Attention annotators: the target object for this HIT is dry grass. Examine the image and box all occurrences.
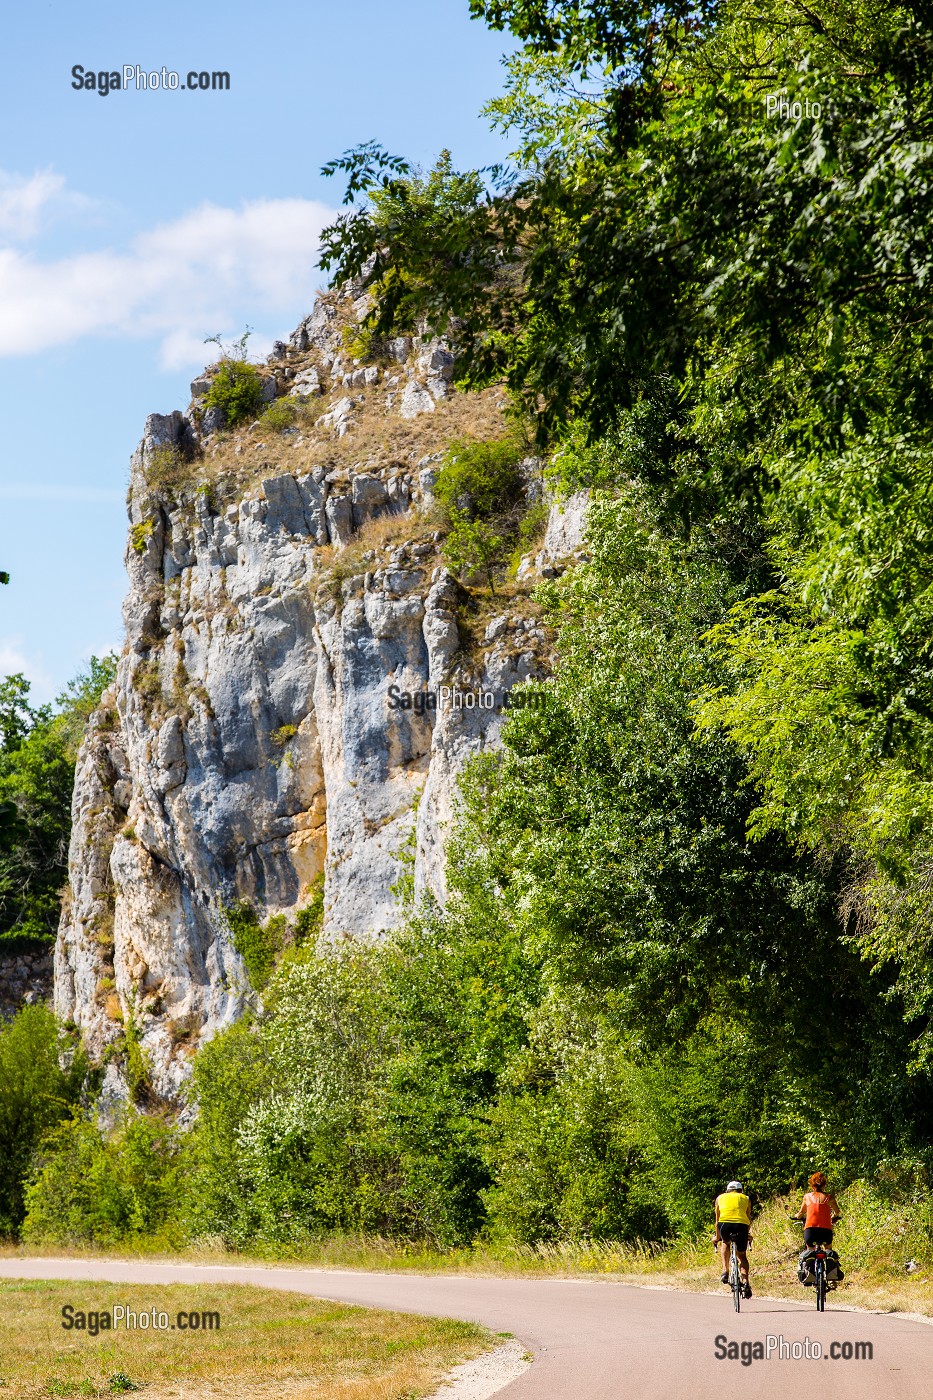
[311,511,439,582]
[9,1230,932,1323]
[4,1206,933,1336]
[297,384,508,473]
[0,1279,492,1399]
[604,1193,933,1318]
[452,584,549,661]
[155,380,509,508]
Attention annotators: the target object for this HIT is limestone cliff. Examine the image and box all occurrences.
[54,286,587,1101]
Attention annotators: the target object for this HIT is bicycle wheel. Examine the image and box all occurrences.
[731,1244,742,1313]
[815,1258,826,1312]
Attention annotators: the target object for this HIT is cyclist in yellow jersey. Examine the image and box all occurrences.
[714,1180,753,1298]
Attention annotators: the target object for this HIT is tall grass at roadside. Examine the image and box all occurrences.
[8,1178,933,1322]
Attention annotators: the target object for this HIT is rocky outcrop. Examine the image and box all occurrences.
[0,946,53,1020]
[54,289,588,1101]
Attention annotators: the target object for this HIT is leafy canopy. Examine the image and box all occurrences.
[0,656,116,942]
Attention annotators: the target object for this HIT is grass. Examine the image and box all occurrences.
[311,511,440,586]
[451,584,550,664]
[7,1187,932,1321]
[149,364,508,511]
[604,1197,933,1317]
[232,381,505,484]
[0,1279,493,1399]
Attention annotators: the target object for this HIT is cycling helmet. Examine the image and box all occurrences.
[726,1180,744,1193]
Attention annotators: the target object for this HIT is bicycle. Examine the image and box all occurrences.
[814,1246,828,1311]
[714,1235,746,1312]
[791,1219,834,1311]
[728,1238,744,1312]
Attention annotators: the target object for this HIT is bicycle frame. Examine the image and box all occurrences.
[813,1247,827,1311]
[729,1239,743,1313]
[793,1221,832,1310]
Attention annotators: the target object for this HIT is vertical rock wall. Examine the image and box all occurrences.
[54,292,586,1099]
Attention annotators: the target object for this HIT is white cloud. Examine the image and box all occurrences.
[157,326,276,373]
[156,327,217,373]
[0,183,338,364]
[0,637,53,701]
[0,168,97,240]
[0,170,65,239]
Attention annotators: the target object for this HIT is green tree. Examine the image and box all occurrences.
[323,2,933,462]
[0,1006,87,1236]
[444,516,506,592]
[434,437,527,590]
[23,1110,183,1248]
[0,657,116,942]
[318,0,933,1071]
[442,479,931,1183]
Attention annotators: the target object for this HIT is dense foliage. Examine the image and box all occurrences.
[0,1006,88,1235]
[15,0,933,1267]
[22,1110,182,1248]
[434,435,532,589]
[203,359,264,427]
[0,657,116,943]
[319,0,933,1065]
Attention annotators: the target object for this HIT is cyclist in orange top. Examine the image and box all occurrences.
[792,1171,841,1246]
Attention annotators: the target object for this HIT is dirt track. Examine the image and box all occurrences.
[1,1257,929,1398]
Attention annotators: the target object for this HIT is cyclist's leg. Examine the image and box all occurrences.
[719,1236,731,1280]
[821,1229,839,1285]
[735,1225,751,1291]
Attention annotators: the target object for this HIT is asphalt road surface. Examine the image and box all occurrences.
[1,1257,929,1398]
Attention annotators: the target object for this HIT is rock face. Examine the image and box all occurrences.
[54,290,587,1101]
[0,947,54,1020]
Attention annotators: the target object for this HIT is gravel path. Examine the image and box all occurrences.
[429,1338,530,1398]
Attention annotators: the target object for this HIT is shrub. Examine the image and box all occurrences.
[185,1019,273,1243]
[122,1008,153,1105]
[144,444,192,493]
[480,1001,668,1244]
[0,1005,88,1236]
[203,360,264,428]
[444,516,506,593]
[130,520,154,554]
[132,659,163,719]
[225,901,287,991]
[261,397,299,433]
[22,1111,184,1248]
[270,724,298,746]
[293,875,325,945]
[222,944,414,1243]
[435,437,526,590]
[434,437,524,519]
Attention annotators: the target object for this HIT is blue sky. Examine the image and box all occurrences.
[0,0,514,701]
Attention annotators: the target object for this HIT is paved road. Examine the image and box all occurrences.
[1,1258,929,1398]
